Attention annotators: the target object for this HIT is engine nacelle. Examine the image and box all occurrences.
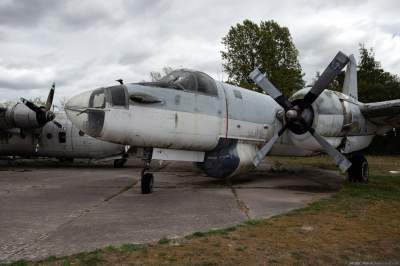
[202,139,257,178]
[0,103,41,129]
[289,88,372,153]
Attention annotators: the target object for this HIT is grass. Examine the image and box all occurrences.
[120,243,140,252]
[3,155,400,265]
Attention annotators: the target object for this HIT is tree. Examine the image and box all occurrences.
[357,44,400,103]
[221,19,304,96]
[150,66,174,82]
[29,97,46,107]
[356,44,400,154]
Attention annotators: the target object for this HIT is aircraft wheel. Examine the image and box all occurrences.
[113,158,127,168]
[141,173,154,194]
[347,154,369,183]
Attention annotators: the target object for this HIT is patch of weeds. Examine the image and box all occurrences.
[244,219,261,226]
[193,231,206,237]
[306,201,323,211]
[199,261,218,266]
[46,255,57,261]
[7,260,27,266]
[206,226,236,236]
[62,259,71,266]
[120,243,140,252]
[342,179,400,201]
[235,245,247,252]
[76,250,102,266]
[141,246,148,255]
[158,237,170,245]
[290,251,306,260]
[168,256,177,262]
[158,252,167,257]
[104,245,116,252]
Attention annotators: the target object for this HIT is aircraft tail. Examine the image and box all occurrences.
[342,54,358,100]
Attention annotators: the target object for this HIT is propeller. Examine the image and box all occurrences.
[249,51,351,172]
[20,82,57,127]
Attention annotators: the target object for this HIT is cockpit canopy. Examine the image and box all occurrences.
[138,69,218,97]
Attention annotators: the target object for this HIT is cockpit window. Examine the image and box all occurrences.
[89,89,105,108]
[108,85,128,107]
[159,70,197,92]
[137,69,218,97]
[196,72,218,96]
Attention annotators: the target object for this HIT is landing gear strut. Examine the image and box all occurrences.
[141,148,154,194]
[347,154,369,182]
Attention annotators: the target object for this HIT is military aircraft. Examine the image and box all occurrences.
[0,84,128,167]
[65,51,400,194]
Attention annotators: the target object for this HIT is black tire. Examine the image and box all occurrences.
[141,173,154,194]
[347,154,369,182]
[113,158,127,168]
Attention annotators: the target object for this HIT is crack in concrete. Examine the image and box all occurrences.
[104,181,138,202]
[227,179,251,220]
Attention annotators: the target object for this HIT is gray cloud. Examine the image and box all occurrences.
[0,0,60,28]
[1,0,400,104]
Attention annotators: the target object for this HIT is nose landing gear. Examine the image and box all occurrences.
[141,170,154,194]
[141,148,154,194]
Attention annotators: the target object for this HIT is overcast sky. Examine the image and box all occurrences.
[1,0,400,105]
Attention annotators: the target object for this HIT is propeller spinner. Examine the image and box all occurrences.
[250,51,351,172]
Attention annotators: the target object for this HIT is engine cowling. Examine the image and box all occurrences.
[0,103,42,129]
[288,88,371,152]
[202,139,257,178]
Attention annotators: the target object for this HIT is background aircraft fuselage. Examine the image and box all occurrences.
[0,112,127,161]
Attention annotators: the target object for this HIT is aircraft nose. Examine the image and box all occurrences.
[65,89,106,138]
[65,91,91,133]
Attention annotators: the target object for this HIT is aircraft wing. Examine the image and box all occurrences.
[361,99,400,130]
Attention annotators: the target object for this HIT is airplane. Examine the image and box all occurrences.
[0,84,128,167]
[64,51,400,194]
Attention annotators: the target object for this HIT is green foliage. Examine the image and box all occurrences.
[244,219,261,226]
[6,260,27,266]
[104,245,116,252]
[355,44,400,153]
[221,19,304,96]
[158,237,170,245]
[76,250,103,266]
[120,243,140,252]
[357,44,400,103]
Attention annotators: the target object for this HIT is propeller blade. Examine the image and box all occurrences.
[45,82,55,111]
[249,68,292,110]
[20,97,43,114]
[308,128,351,172]
[303,51,349,106]
[253,125,287,167]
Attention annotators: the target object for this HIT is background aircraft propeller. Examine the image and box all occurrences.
[20,83,62,128]
[249,51,351,172]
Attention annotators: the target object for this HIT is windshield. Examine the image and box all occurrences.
[137,69,218,96]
